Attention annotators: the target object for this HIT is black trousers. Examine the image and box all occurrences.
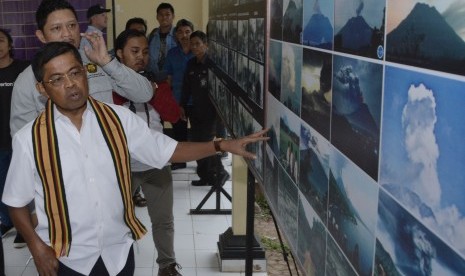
[57,246,134,276]
[190,118,225,184]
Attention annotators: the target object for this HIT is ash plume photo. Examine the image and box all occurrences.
[380,65,465,263]
[331,56,382,181]
[302,0,334,49]
[334,0,385,59]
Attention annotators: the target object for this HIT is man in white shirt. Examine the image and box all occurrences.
[79,4,111,51]
[8,0,154,251]
[2,42,268,276]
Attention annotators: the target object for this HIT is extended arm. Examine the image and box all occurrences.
[9,207,58,275]
[170,128,269,163]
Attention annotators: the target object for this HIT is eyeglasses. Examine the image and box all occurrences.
[42,67,85,87]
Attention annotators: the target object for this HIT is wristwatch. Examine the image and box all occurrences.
[213,138,224,154]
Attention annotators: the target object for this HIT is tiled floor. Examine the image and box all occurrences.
[3,156,268,276]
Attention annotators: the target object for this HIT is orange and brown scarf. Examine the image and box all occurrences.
[32,97,146,257]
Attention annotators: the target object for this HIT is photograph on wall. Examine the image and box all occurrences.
[256,18,265,62]
[265,145,280,208]
[268,40,282,100]
[301,48,332,140]
[376,189,465,276]
[208,20,217,41]
[299,122,330,225]
[215,20,222,42]
[227,49,237,81]
[297,193,327,276]
[248,61,264,107]
[278,168,299,251]
[386,0,465,76]
[231,98,254,138]
[219,84,233,128]
[281,43,302,116]
[328,148,378,276]
[237,53,249,91]
[334,0,385,59]
[248,18,258,59]
[270,0,284,40]
[379,65,465,258]
[228,19,238,51]
[302,0,334,49]
[238,19,248,55]
[266,94,282,157]
[249,118,264,180]
[209,41,217,65]
[283,0,303,44]
[279,108,300,185]
[331,55,382,181]
[222,20,229,46]
[326,235,357,276]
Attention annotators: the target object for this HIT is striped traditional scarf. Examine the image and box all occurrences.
[32,97,146,257]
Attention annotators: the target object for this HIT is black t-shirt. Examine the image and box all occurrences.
[181,55,217,124]
[0,59,29,150]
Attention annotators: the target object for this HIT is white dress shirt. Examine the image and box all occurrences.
[3,102,177,275]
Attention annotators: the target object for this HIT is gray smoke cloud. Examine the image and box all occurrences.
[356,0,364,16]
[313,0,321,14]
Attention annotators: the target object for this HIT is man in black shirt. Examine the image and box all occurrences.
[180,31,229,186]
[0,29,29,271]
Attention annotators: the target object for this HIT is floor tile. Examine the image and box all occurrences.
[174,233,195,250]
[174,249,196,268]
[195,250,220,268]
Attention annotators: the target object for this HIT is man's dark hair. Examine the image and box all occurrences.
[114,29,147,61]
[32,42,82,82]
[175,19,194,33]
[156,3,174,14]
[190,31,207,44]
[0,28,14,57]
[125,17,147,34]
[36,0,77,31]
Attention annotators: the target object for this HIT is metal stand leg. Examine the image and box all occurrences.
[190,175,232,215]
[245,169,255,275]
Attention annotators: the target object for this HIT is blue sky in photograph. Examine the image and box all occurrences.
[334,0,385,33]
[303,0,334,27]
[380,66,465,254]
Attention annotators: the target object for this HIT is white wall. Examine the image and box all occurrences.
[106,0,209,48]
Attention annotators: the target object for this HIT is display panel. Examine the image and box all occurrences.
[209,0,465,274]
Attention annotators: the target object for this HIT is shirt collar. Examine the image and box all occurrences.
[52,100,93,122]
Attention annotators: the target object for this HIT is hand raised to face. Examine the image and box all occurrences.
[81,31,112,66]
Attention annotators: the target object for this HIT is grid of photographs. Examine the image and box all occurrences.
[262,0,465,275]
[208,0,266,180]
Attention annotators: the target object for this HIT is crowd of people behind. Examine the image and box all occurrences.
[0,1,267,276]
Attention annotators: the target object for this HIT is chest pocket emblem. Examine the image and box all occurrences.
[86,63,97,73]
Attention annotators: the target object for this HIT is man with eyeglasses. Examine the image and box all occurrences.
[8,0,153,251]
[2,41,268,276]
